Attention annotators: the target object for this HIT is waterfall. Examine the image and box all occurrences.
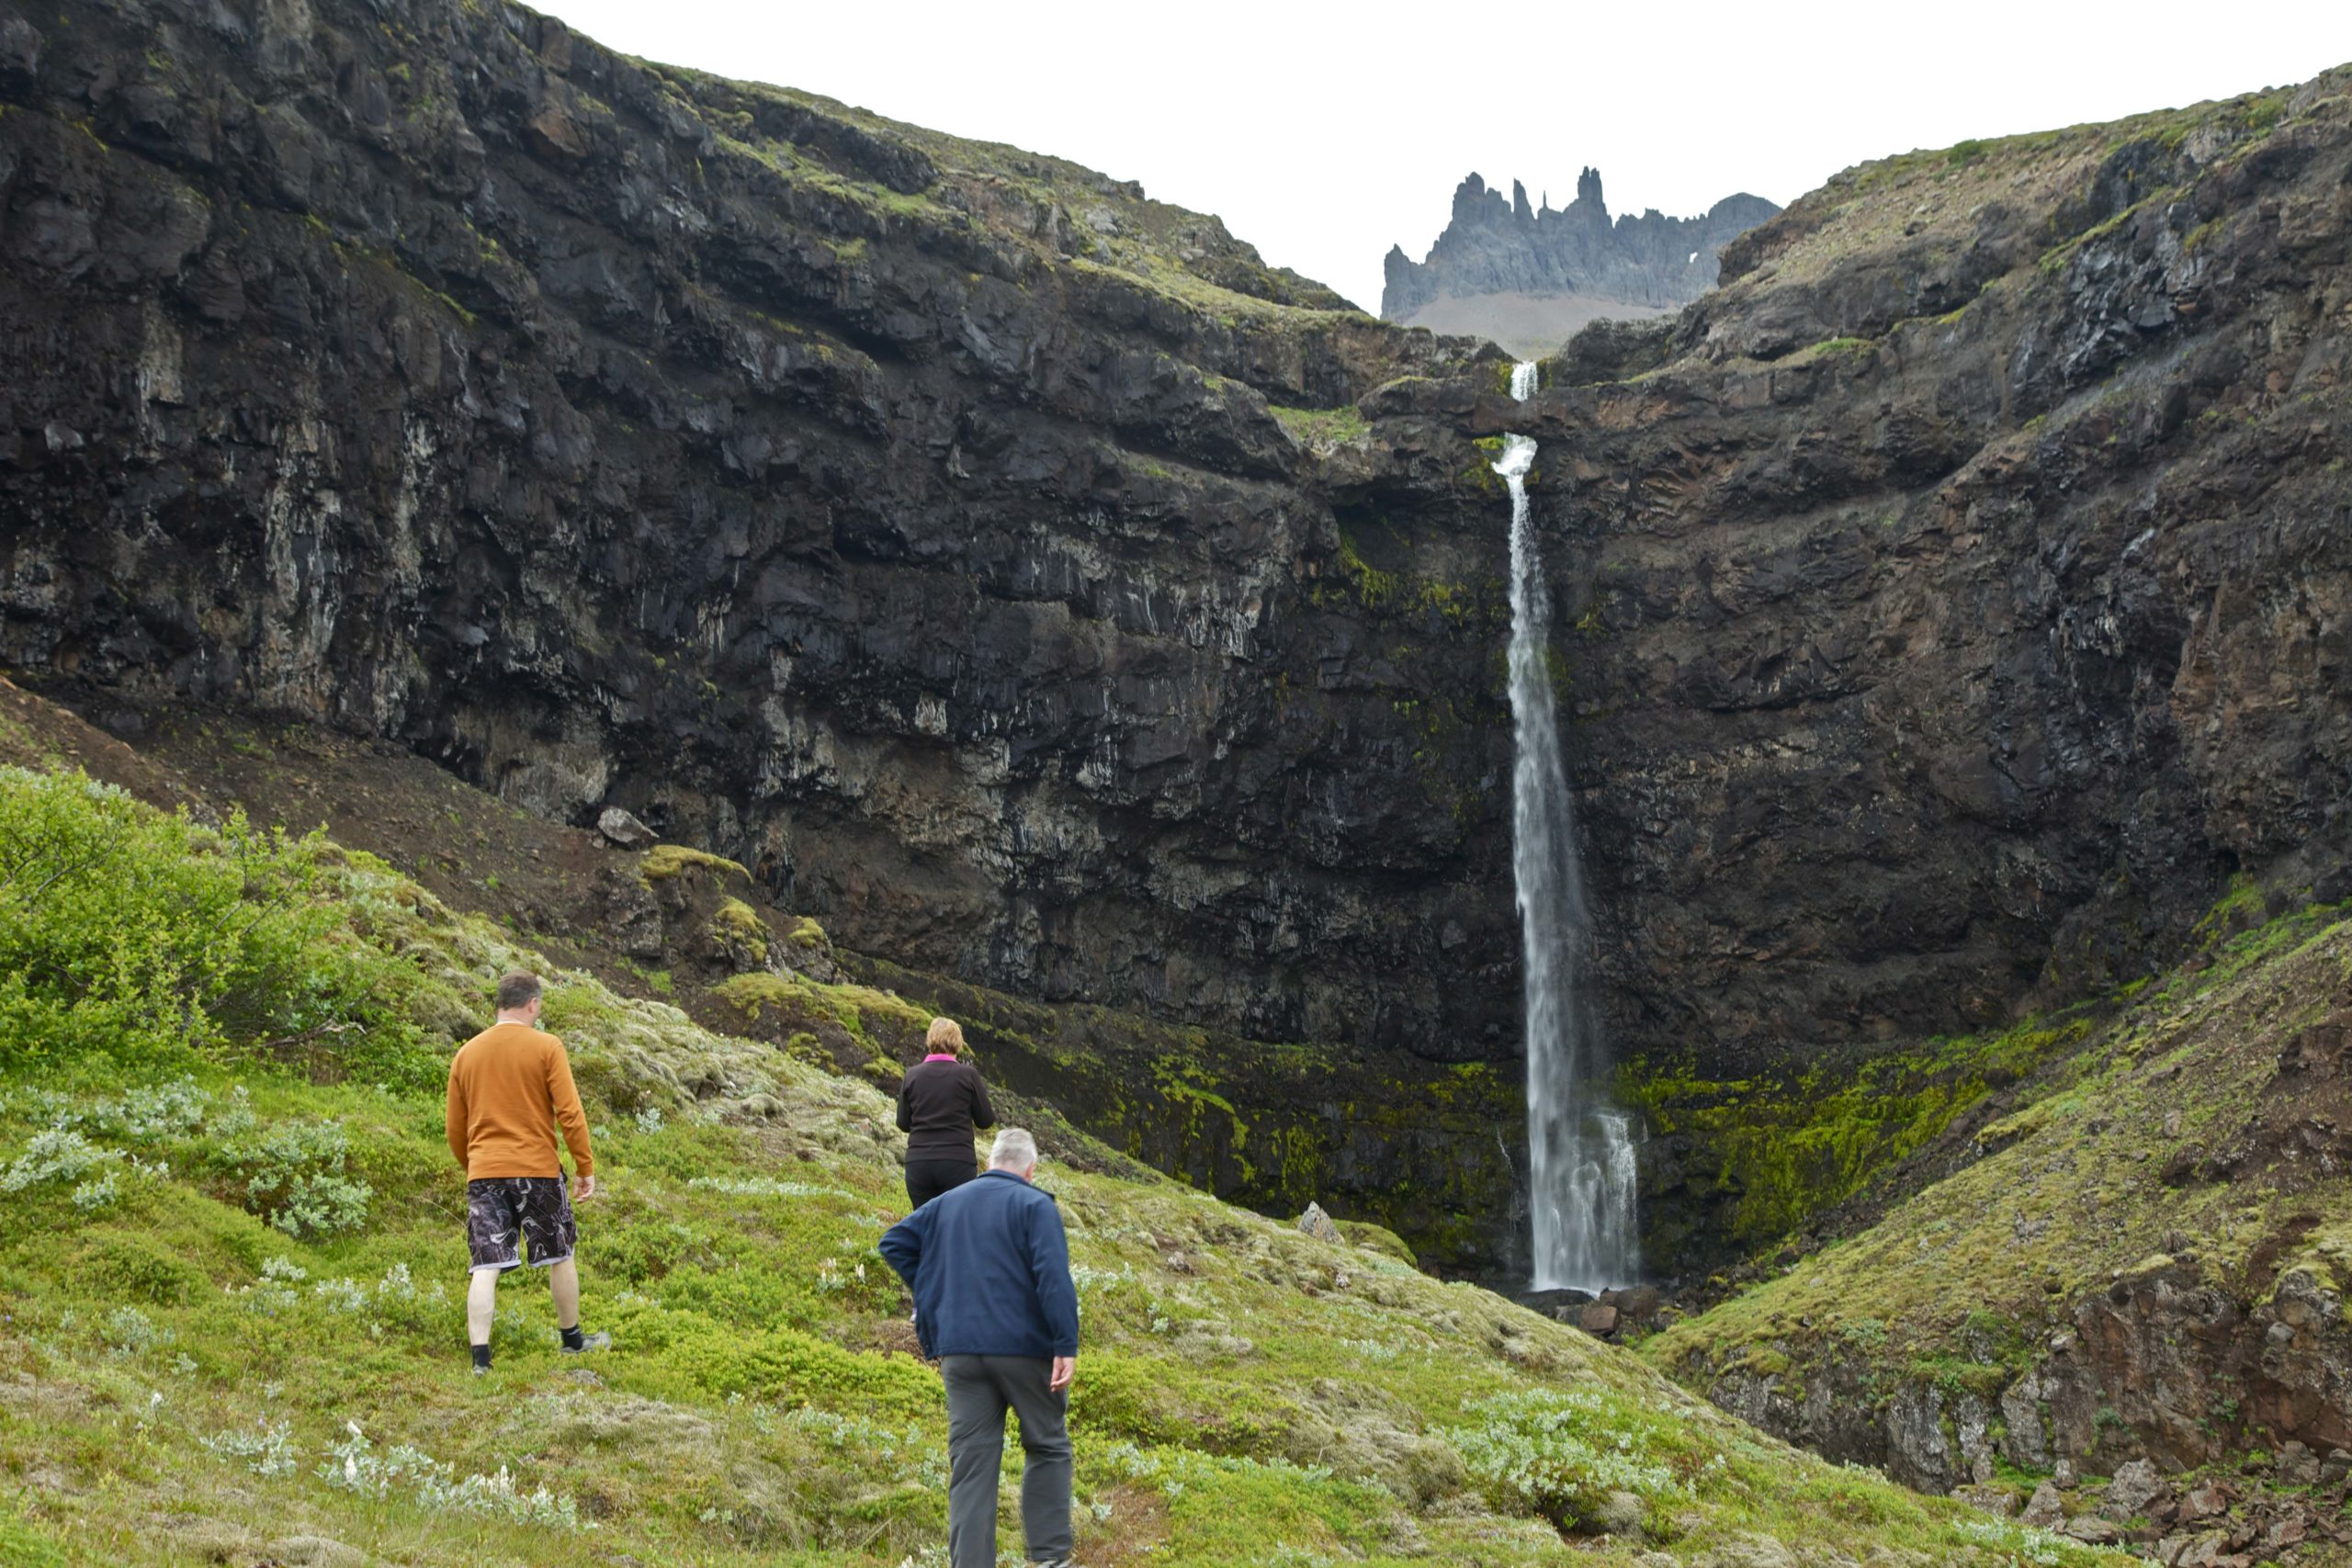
[1494,360,1639,1292]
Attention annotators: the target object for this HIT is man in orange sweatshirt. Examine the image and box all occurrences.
[446,970,610,1373]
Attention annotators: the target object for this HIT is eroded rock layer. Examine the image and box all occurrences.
[1503,80,2352,1081]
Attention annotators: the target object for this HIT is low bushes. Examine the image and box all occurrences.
[0,768,431,1085]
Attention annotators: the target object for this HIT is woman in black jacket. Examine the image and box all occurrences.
[895,1017,997,1208]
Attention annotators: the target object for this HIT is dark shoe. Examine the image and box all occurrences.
[559,1330,612,1353]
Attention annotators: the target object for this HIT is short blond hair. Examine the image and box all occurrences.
[925,1017,965,1054]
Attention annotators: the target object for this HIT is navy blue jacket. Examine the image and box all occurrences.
[877,1168,1080,1359]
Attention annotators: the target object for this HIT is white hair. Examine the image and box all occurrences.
[988,1128,1038,1171]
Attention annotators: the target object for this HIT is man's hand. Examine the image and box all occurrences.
[1049,1355,1076,1392]
[575,1172,598,1201]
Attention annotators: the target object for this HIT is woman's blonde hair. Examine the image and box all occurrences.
[925,1017,966,1054]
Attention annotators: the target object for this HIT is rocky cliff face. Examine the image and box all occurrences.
[1499,81,2352,1083]
[0,0,1534,1077]
[6,0,2352,1290]
[1381,169,1779,354]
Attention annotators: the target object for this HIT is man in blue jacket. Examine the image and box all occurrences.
[878,1127,1080,1568]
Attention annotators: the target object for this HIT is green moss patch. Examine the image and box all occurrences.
[1621,1012,2097,1257]
[706,897,769,963]
[1269,404,1370,449]
[639,843,750,884]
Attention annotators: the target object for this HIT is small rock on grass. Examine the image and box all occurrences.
[1295,1201,1341,1244]
[1954,1483,2018,1517]
[2103,1457,2163,1517]
[2020,1480,2065,1529]
[1588,1488,1645,1538]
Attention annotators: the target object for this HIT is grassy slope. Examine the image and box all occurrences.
[1643,891,2352,1439]
[6,682,1524,1273]
[0,724,2119,1566]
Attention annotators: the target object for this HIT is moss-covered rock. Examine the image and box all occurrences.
[1645,898,2352,1493]
[844,953,1526,1274]
[639,844,751,886]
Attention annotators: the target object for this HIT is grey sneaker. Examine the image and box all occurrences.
[471,1362,491,1377]
[559,1330,612,1353]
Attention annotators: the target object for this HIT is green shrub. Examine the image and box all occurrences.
[223,1119,372,1236]
[0,769,431,1084]
[0,1127,119,1192]
[1441,1388,1689,1531]
[79,1231,207,1304]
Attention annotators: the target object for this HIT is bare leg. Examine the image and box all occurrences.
[467,1268,499,1347]
[549,1257,581,1332]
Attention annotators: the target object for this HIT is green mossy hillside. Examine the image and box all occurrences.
[1621,874,2342,1280]
[1644,894,2352,1454]
[1621,1011,2098,1267]
[0,765,2121,1565]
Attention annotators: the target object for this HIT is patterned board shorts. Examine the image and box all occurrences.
[465,1176,577,1272]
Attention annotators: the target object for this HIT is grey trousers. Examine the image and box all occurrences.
[941,1354,1072,1568]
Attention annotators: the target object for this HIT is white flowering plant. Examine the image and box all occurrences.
[1439,1387,1690,1533]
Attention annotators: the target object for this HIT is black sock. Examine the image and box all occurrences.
[470,1344,492,1370]
[560,1325,584,1350]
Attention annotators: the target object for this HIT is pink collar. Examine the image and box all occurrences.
[922,1053,958,1063]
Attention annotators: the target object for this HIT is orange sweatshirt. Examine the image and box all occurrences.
[445,1021,595,1179]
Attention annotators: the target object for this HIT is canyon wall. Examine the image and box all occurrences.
[4,0,2350,1276]
[0,0,1526,1069]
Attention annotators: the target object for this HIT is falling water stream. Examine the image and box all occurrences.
[1495,360,1639,1292]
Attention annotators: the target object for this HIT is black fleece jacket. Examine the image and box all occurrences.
[895,1057,996,1161]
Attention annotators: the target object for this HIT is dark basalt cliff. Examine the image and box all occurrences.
[0,0,1525,1069]
[5,0,2352,1279]
[1509,88,2352,1080]
[1381,169,1779,326]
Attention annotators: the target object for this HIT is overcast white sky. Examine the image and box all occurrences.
[540,0,2348,312]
